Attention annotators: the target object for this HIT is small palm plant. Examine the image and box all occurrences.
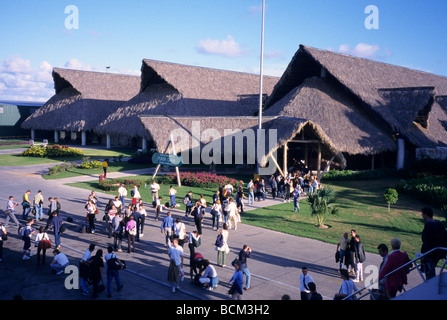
[308,186,338,228]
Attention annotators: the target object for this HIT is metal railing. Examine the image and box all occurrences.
[343,247,447,300]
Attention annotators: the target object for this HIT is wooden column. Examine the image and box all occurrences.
[317,143,321,178]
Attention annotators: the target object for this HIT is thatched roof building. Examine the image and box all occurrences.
[265,45,447,152]
[21,68,140,143]
[96,60,279,146]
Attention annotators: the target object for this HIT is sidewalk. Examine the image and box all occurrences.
[0,163,422,301]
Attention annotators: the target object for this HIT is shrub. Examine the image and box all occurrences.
[322,169,392,181]
[98,172,239,192]
[396,176,447,208]
[22,145,84,158]
[79,160,103,169]
[48,161,78,175]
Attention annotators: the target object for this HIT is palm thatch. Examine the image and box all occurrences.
[96,59,279,141]
[21,68,140,132]
[265,45,447,149]
[139,115,346,168]
[264,77,396,156]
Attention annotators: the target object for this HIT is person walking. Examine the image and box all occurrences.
[227,198,238,230]
[126,215,137,253]
[131,184,141,207]
[247,179,255,205]
[173,217,187,247]
[33,190,44,222]
[188,230,201,256]
[22,190,32,220]
[34,226,50,266]
[102,159,108,178]
[379,238,411,299]
[210,199,222,230]
[334,269,359,300]
[112,212,124,252]
[238,244,252,290]
[0,222,7,263]
[105,246,124,298]
[269,175,277,200]
[184,191,193,217]
[168,237,184,293]
[191,200,204,235]
[292,186,300,212]
[228,260,244,300]
[420,207,447,280]
[353,235,366,282]
[169,186,178,208]
[216,223,230,267]
[90,249,104,298]
[150,180,160,203]
[160,211,174,247]
[21,218,35,260]
[118,184,127,208]
[299,266,315,300]
[85,199,97,234]
[48,211,63,250]
[5,196,20,228]
[79,244,95,295]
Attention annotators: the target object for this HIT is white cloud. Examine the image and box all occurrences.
[196,35,247,58]
[338,43,381,59]
[0,55,54,102]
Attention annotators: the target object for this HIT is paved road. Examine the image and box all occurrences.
[0,160,423,303]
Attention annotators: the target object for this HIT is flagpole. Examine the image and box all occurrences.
[256,0,265,175]
[258,0,265,131]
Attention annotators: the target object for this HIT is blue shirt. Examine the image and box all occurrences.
[230,270,244,294]
[161,215,174,231]
[293,190,300,200]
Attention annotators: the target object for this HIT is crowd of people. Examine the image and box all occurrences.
[1,176,446,300]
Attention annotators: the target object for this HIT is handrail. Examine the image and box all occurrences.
[343,247,447,300]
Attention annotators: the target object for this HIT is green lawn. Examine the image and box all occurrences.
[244,178,438,260]
[65,175,443,260]
[0,146,138,168]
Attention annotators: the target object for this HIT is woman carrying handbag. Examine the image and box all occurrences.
[35,226,51,266]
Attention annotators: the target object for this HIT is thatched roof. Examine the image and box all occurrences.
[21,68,140,132]
[264,77,396,156]
[265,45,447,148]
[139,115,347,168]
[96,60,279,139]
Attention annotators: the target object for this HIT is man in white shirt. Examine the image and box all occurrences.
[118,184,127,207]
[299,266,315,300]
[150,181,160,202]
[5,196,20,227]
[50,249,69,274]
[199,259,219,290]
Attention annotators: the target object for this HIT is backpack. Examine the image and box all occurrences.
[130,189,135,197]
[18,224,26,236]
[183,196,189,205]
[215,233,224,248]
[107,254,126,270]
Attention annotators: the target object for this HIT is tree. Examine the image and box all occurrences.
[308,186,338,228]
[383,188,398,213]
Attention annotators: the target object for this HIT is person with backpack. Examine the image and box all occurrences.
[184,191,193,217]
[216,223,230,267]
[21,218,35,260]
[105,246,124,298]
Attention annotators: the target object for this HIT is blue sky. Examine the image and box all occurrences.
[0,0,446,101]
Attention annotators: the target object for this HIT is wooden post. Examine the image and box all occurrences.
[152,140,171,180]
[170,134,181,187]
[317,143,321,178]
